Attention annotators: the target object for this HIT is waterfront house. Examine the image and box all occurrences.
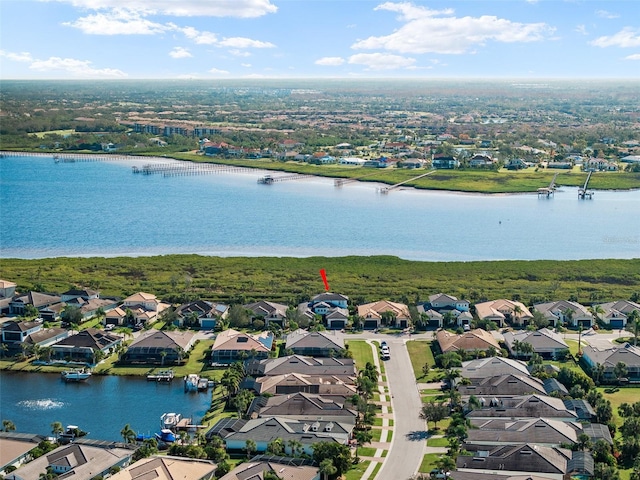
[211,329,273,364]
[220,456,319,480]
[475,299,533,327]
[436,328,501,354]
[121,330,196,365]
[594,299,640,329]
[432,155,459,169]
[503,328,569,359]
[51,328,122,363]
[0,433,43,476]
[174,300,229,330]
[533,300,594,328]
[468,154,495,168]
[247,392,357,424]
[244,300,289,329]
[207,416,353,456]
[285,329,345,357]
[245,355,356,379]
[582,342,640,383]
[357,300,411,330]
[23,327,70,349]
[4,442,133,480]
[109,455,217,480]
[1,320,42,344]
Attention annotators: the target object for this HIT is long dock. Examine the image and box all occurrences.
[537,172,559,197]
[134,163,254,177]
[334,170,390,187]
[257,173,314,184]
[578,171,594,199]
[379,169,436,194]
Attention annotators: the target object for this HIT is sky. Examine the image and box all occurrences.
[1,0,639,79]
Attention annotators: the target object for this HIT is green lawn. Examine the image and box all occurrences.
[419,453,442,473]
[344,460,371,480]
[371,429,382,442]
[406,340,438,381]
[426,437,449,447]
[597,386,640,427]
[347,340,375,369]
[357,447,377,457]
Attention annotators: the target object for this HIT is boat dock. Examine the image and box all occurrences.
[334,169,390,187]
[147,370,174,382]
[133,162,254,177]
[257,173,314,184]
[537,172,559,197]
[578,171,594,199]
[379,169,436,194]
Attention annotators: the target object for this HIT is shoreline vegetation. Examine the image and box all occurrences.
[3,149,640,194]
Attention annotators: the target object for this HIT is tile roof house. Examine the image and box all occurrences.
[247,392,357,423]
[219,456,319,480]
[465,394,579,421]
[174,300,229,330]
[461,357,531,379]
[121,330,197,365]
[208,416,353,456]
[109,455,217,480]
[595,300,640,329]
[459,374,547,397]
[533,300,594,328]
[51,328,122,363]
[211,329,274,364]
[475,299,533,327]
[245,355,356,378]
[244,300,289,328]
[466,418,578,447]
[121,292,171,325]
[582,343,640,383]
[357,300,412,330]
[4,442,133,480]
[503,328,569,359]
[436,328,501,354]
[456,443,572,479]
[285,329,345,357]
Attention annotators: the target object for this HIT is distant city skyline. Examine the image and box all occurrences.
[1,0,639,79]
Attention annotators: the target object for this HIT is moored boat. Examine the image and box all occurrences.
[155,429,176,443]
[160,412,182,430]
[61,368,91,382]
[184,373,199,392]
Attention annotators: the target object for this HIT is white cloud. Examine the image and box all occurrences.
[45,0,277,18]
[63,9,169,35]
[596,10,619,19]
[591,27,640,48]
[348,52,416,70]
[169,47,192,58]
[625,53,640,60]
[218,37,275,49]
[29,56,127,77]
[241,63,252,67]
[228,50,252,57]
[0,50,34,62]
[315,57,346,66]
[353,2,552,55]
[208,68,230,74]
[575,24,588,36]
[181,26,218,44]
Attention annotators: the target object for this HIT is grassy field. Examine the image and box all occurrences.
[426,437,449,447]
[418,453,442,473]
[347,340,375,369]
[29,129,75,138]
[597,386,640,427]
[344,460,371,480]
[2,256,637,308]
[406,340,438,381]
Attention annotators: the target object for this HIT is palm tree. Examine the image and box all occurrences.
[2,419,16,432]
[512,304,523,325]
[588,304,604,325]
[354,429,373,460]
[511,339,522,358]
[614,361,628,384]
[626,310,640,346]
[120,423,136,444]
[0,343,9,359]
[160,350,167,367]
[319,458,337,480]
[245,439,257,459]
[287,439,303,457]
[435,455,456,475]
[51,421,64,440]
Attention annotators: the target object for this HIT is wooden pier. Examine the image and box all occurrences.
[578,171,594,199]
[134,163,254,177]
[257,173,314,184]
[379,169,436,194]
[537,172,559,197]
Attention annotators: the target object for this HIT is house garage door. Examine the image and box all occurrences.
[610,319,624,330]
[364,320,378,330]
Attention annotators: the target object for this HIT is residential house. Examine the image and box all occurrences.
[285,329,345,357]
[459,374,548,397]
[0,433,43,476]
[423,293,470,327]
[121,292,170,325]
[461,357,531,380]
[465,418,578,447]
[416,307,443,328]
[9,292,63,321]
[436,328,501,354]
[503,328,569,359]
[357,300,411,330]
[468,154,495,168]
[174,300,229,330]
[582,343,640,383]
[61,289,117,320]
[431,155,459,169]
[324,308,349,329]
[246,373,356,398]
[5,442,133,480]
[50,328,122,363]
[219,455,319,480]
[475,299,534,327]
[0,279,17,299]
[465,394,579,421]
[60,288,99,303]
[207,416,353,456]
[279,139,304,151]
[245,355,356,379]
[533,300,594,328]
[23,327,70,350]
[247,392,357,424]
[595,300,640,329]
[211,329,273,364]
[300,293,349,329]
[109,456,217,480]
[1,321,42,344]
[244,300,289,328]
[563,399,597,422]
[456,443,573,480]
[104,306,128,326]
[121,330,196,365]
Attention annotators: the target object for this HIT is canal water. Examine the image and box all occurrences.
[1,154,639,261]
[0,371,212,442]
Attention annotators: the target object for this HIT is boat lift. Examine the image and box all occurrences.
[537,172,559,198]
[578,170,594,199]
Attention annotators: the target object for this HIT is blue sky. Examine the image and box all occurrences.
[1,0,639,79]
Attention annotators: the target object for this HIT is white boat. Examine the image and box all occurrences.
[184,373,199,392]
[160,412,182,429]
[61,368,91,382]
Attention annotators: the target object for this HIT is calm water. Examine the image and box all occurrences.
[0,371,212,441]
[0,154,639,260]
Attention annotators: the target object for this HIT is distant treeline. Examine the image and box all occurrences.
[1,255,638,308]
